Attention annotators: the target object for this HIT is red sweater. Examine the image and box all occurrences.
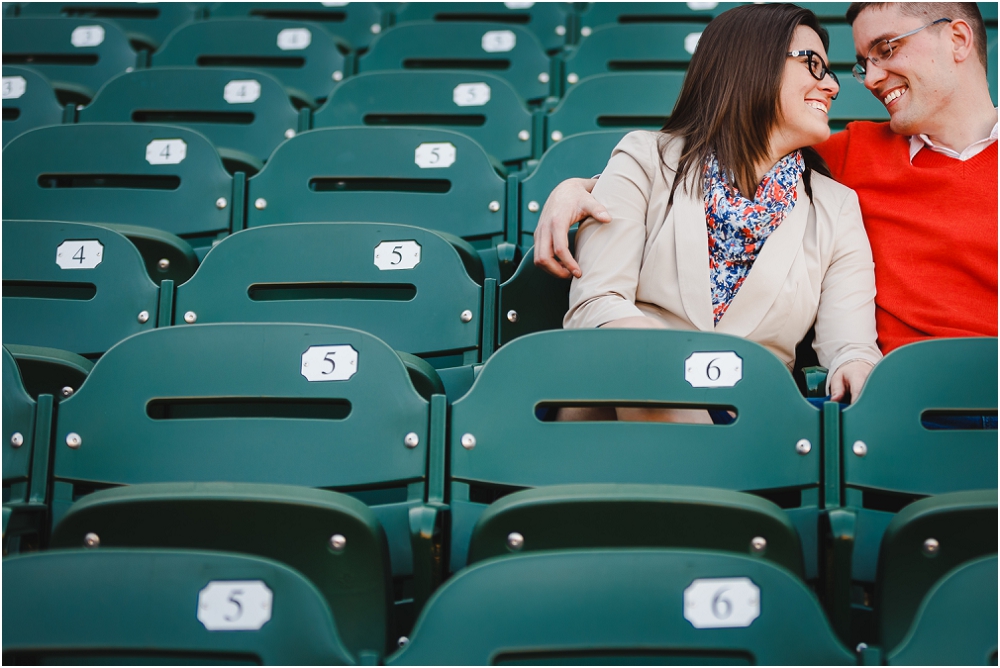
[815,122,998,354]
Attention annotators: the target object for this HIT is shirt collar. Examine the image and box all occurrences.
[908,108,1000,162]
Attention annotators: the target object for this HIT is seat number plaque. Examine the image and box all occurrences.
[374,240,421,270]
[301,345,358,382]
[198,581,272,631]
[56,240,104,269]
[684,351,743,388]
[684,577,760,629]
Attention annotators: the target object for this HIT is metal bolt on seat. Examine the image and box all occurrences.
[215,197,228,209]
[61,386,74,398]
[489,200,501,212]
[66,432,82,449]
[507,532,524,550]
[158,258,171,270]
[507,310,518,323]
[284,129,295,139]
[137,310,150,324]
[404,432,419,448]
[460,309,473,322]
[333,71,344,81]
[254,198,267,210]
[538,72,550,84]
[923,537,940,556]
[550,130,563,142]
[83,532,100,548]
[461,433,476,450]
[528,201,540,213]
[10,432,23,448]
[518,130,530,141]
[329,534,347,553]
[795,438,811,455]
[184,311,198,324]
[567,72,579,84]
[397,637,409,648]
[852,440,868,457]
[750,536,767,553]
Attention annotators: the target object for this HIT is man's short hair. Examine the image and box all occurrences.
[846,3,988,72]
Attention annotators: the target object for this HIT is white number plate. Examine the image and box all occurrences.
[414,142,456,169]
[504,1,534,8]
[301,345,358,382]
[684,351,743,388]
[481,30,516,53]
[321,1,350,5]
[453,82,491,107]
[2,76,26,99]
[374,240,421,271]
[56,240,104,269]
[71,25,105,47]
[277,28,311,50]
[684,32,702,55]
[684,577,760,629]
[198,581,273,631]
[224,79,261,104]
[686,2,718,9]
[146,139,187,165]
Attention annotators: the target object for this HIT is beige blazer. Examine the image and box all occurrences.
[565,131,881,379]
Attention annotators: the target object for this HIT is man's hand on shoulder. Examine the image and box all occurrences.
[533,177,609,279]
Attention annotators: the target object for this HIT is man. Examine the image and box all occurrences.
[534,2,997,354]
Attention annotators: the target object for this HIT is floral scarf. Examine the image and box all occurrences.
[703,151,804,325]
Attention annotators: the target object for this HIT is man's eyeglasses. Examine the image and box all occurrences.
[852,17,952,83]
[787,50,840,99]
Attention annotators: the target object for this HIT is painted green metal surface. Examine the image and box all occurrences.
[468,484,805,577]
[2,548,355,665]
[390,549,854,665]
[576,3,737,30]
[887,555,998,665]
[16,2,203,51]
[245,127,507,244]
[174,223,483,360]
[50,482,393,657]
[96,222,199,285]
[314,71,534,167]
[79,67,300,169]
[518,130,624,241]
[359,21,551,103]
[5,343,93,399]
[545,72,683,148]
[393,3,571,54]
[989,27,998,106]
[497,245,572,345]
[828,73,889,123]
[153,19,348,107]
[875,490,998,652]
[2,220,159,356]
[2,124,235,243]
[562,23,704,87]
[2,346,35,488]
[1,17,136,102]
[207,2,385,51]
[1,66,65,148]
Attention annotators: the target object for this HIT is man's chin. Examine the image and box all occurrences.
[887,111,920,137]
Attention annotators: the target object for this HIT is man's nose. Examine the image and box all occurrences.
[863,60,888,91]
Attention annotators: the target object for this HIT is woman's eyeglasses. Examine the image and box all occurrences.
[787,50,840,99]
[852,18,952,83]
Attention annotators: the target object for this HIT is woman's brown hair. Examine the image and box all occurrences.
[659,3,832,202]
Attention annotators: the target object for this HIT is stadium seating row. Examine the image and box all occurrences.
[3,324,997,663]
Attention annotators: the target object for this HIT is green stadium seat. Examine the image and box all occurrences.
[389,549,855,665]
[561,23,703,95]
[828,76,889,127]
[576,2,736,32]
[244,127,509,250]
[1,17,138,105]
[207,2,386,52]
[2,220,161,357]
[791,3,854,21]
[78,67,302,175]
[874,491,997,655]
[545,72,682,148]
[16,2,203,52]
[152,18,349,109]
[314,70,536,168]
[393,2,571,54]
[49,323,447,625]
[497,244,571,346]
[447,329,824,577]
[988,27,997,106]
[2,66,68,147]
[358,21,551,104]
[886,555,998,665]
[518,129,624,243]
[825,24,857,68]
[2,123,237,254]
[4,343,92,399]
[2,549,355,665]
[50,483,394,657]
[90,221,200,285]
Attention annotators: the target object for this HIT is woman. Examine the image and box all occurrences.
[563,3,880,422]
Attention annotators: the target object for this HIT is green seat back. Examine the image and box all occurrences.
[825,24,858,68]
[153,18,349,107]
[2,220,159,356]
[2,548,354,665]
[314,70,535,167]
[393,3,571,53]
[94,221,200,285]
[468,484,805,577]
[79,67,300,169]
[4,343,93,399]
[519,129,624,242]
[245,127,507,245]
[207,2,385,51]
[1,17,136,102]
[545,72,683,148]
[789,3,854,20]
[448,329,822,571]
[50,482,393,657]
[174,223,484,360]
[887,555,998,665]
[2,123,234,246]
[16,2,202,51]
[497,243,572,345]
[828,72,888,126]
[2,66,65,148]
[576,3,736,31]
[389,549,854,665]
[988,27,997,106]
[2,346,35,490]
[875,491,998,652]
[359,21,551,103]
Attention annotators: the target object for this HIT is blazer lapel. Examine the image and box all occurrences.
[716,177,810,337]
[672,176,715,332]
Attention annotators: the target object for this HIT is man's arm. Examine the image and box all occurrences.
[532,177,610,278]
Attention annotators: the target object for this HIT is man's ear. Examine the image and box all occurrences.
[948,19,976,64]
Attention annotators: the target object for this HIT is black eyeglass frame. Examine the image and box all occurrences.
[852,17,952,83]
[787,50,840,100]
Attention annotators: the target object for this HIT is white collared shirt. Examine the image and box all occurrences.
[908,109,999,162]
